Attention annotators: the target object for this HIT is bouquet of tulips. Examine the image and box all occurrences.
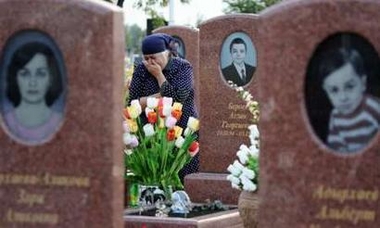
[123,96,200,190]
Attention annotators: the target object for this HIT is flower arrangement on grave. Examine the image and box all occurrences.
[123,96,200,193]
[226,81,260,192]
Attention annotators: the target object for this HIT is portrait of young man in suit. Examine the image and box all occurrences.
[222,37,256,86]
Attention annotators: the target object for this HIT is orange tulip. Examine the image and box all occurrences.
[147,111,157,124]
[167,129,176,141]
[171,109,182,121]
[122,108,130,119]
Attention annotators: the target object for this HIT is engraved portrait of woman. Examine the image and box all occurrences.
[0,31,66,145]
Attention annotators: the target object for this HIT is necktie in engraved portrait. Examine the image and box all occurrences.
[241,69,246,83]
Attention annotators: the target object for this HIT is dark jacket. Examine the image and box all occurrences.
[222,63,256,86]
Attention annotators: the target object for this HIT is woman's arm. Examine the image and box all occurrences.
[160,60,193,103]
[128,65,145,106]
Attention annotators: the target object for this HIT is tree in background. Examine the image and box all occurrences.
[223,0,281,14]
[134,0,190,33]
[134,0,190,16]
[125,24,144,54]
[103,0,192,33]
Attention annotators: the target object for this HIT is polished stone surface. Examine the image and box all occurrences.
[257,0,380,227]
[185,173,240,205]
[198,14,259,173]
[183,14,259,210]
[0,1,124,227]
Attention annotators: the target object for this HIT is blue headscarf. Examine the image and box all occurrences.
[142,33,174,55]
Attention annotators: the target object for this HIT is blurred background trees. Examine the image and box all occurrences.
[223,0,281,14]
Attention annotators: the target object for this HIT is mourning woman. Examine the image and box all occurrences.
[4,42,64,144]
[128,33,199,182]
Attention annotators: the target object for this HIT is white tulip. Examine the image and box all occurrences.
[162,105,172,117]
[243,181,257,192]
[183,127,191,136]
[249,136,260,148]
[131,99,142,115]
[187,117,200,131]
[237,149,249,165]
[226,174,240,185]
[147,97,158,109]
[129,135,139,147]
[240,175,257,191]
[162,97,173,106]
[165,116,177,128]
[227,164,241,176]
[248,124,260,138]
[242,179,257,191]
[175,136,185,148]
[143,124,155,137]
[232,160,245,171]
[239,144,251,156]
[249,145,259,158]
[242,167,255,180]
[123,132,133,145]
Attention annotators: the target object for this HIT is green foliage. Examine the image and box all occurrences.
[125,121,196,189]
[125,24,144,53]
[147,11,168,32]
[134,0,190,18]
[223,0,282,14]
[123,98,200,190]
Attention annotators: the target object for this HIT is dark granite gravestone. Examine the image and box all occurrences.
[185,14,259,204]
[153,25,200,114]
[0,0,124,227]
[258,0,380,227]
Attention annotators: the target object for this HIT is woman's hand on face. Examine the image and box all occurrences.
[143,59,162,78]
[142,58,166,86]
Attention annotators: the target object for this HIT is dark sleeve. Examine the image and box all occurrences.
[160,60,193,103]
[127,64,145,105]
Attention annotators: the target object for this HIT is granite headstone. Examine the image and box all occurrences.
[186,14,259,204]
[0,0,124,227]
[198,14,258,173]
[258,0,380,227]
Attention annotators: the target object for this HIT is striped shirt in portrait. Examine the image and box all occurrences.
[327,95,380,153]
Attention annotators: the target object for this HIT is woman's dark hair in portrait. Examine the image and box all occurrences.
[6,42,63,107]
